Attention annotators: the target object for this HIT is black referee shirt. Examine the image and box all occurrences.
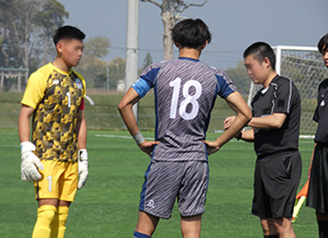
[314,78,328,143]
[251,75,301,156]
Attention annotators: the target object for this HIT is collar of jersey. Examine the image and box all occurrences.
[261,87,269,94]
[260,74,280,94]
[49,62,72,75]
[178,57,199,62]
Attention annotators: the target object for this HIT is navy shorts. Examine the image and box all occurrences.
[252,150,302,218]
[139,160,209,219]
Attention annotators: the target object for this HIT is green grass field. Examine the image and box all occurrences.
[0,128,318,238]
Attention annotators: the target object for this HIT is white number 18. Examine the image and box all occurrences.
[169,78,202,120]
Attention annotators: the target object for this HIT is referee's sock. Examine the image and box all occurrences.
[318,220,328,238]
[133,231,151,238]
[264,236,279,238]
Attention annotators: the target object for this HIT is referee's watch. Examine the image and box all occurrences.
[237,132,242,141]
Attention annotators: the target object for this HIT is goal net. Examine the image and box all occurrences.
[248,46,328,135]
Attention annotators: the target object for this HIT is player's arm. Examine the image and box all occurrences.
[224,113,285,142]
[238,129,255,142]
[18,105,44,181]
[248,80,291,129]
[224,113,286,131]
[247,113,287,129]
[119,87,159,157]
[224,116,255,142]
[119,87,141,137]
[203,91,252,154]
[77,109,87,150]
[18,105,34,142]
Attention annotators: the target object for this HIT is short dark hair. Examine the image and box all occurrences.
[243,42,276,71]
[53,25,85,46]
[318,33,328,53]
[172,18,211,49]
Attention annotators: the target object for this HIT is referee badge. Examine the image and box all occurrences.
[75,78,83,89]
[321,100,325,107]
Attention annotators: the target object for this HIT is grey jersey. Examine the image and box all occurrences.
[132,57,236,161]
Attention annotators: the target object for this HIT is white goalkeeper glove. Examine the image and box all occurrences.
[21,141,44,182]
[78,149,88,189]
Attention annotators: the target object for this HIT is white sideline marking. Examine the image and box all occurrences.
[95,134,154,140]
[95,134,315,141]
[215,130,315,139]
[299,135,315,139]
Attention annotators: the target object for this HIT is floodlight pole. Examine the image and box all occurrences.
[125,0,139,121]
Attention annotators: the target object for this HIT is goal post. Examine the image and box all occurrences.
[247,45,328,135]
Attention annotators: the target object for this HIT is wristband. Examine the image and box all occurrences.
[133,131,145,145]
[78,149,88,161]
[21,141,36,153]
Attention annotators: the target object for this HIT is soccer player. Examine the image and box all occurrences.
[119,19,252,238]
[224,42,302,238]
[306,33,328,238]
[18,25,88,238]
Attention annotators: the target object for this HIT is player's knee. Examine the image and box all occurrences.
[36,205,57,227]
[260,219,271,233]
[261,218,277,235]
[261,220,269,233]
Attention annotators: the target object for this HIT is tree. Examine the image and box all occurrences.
[35,0,68,65]
[83,36,111,58]
[76,36,111,88]
[108,57,126,89]
[225,61,250,96]
[0,0,68,70]
[140,0,208,60]
[143,52,153,70]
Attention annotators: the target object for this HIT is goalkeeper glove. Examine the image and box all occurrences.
[78,149,88,189]
[21,141,44,182]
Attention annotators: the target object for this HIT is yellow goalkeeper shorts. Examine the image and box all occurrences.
[34,160,78,202]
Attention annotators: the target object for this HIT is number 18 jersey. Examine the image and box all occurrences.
[132,57,236,161]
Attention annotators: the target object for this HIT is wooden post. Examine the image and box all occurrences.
[0,72,4,92]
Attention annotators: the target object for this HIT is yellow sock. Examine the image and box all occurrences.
[32,205,57,238]
[50,206,69,238]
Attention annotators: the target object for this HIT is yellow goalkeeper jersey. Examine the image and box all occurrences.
[21,63,86,162]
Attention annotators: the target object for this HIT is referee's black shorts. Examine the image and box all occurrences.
[252,150,302,218]
[307,143,328,213]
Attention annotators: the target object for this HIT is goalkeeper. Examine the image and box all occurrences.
[18,26,88,238]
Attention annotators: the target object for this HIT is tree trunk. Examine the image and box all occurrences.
[161,0,175,60]
[1,29,9,67]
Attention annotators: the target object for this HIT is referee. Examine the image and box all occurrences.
[224,42,302,238]
[306,33,328,238]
